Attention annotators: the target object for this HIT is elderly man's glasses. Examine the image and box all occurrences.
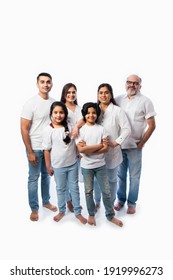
[126,81,140,86]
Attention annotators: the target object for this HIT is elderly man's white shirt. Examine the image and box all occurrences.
[115,92,156,149]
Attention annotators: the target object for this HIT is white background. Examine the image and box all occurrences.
[0,0,172,275]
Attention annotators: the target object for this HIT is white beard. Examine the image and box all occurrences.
[127,88,139,96]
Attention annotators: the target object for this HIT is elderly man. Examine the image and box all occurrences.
[115,74,156,214]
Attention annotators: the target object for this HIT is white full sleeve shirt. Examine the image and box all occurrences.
[115,92,156,149]
[98,103,131,168]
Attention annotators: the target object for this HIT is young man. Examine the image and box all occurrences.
[115,74,156,214]
[21,73,57,221]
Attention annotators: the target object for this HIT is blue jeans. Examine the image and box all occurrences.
[82,165,115,221]
[27,150,50,211]
[117,148,142,207]
[53,162,81,216]
[65,158,83,201]
[94,166,118,207]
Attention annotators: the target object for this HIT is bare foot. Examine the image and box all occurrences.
[110,217,123,227]
[43,203,57,212]
[67,200,74,212]
[88,215,96,226]
[53,212,65,222]
[114,202,124,211]
[95,204,100,212]
[76,214,87,224]
[127,206,136,214]
[30,210,39,221]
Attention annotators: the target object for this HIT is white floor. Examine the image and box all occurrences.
[1,153,172,261]
[1,123,173,280]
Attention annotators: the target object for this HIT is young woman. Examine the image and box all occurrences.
[60,83,84,211]
[60,83,83,136]
[76,102,123,227]
[42,101,87,224]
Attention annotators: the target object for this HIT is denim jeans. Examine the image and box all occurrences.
[117,148,142,207]
[65,158,83,202]
[82,165,115,221]
[53,162,81,216]
[94,166,118,207]
[27,150,50,211]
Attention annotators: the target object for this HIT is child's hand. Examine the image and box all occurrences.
[102,136,109,145]
[78,153,83,159]
[78,140,86,147]
[47,167,54,176]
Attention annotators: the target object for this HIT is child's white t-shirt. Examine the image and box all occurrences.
[42,125,77,168]
[76,123,108,169]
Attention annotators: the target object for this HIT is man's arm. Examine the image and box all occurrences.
[20,118,38,165]
[138,116,156,150]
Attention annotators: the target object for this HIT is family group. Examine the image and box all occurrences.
[20,73,156,227]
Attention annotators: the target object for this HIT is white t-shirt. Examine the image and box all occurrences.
[21,94,55,150]
[115,92,156,149]
[42,125,77,168]
[76,123,108,169]
[98,103,131,168]
[67,105,82,127]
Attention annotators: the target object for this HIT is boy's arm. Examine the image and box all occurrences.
[77,141,103,155]
[92,142,109,154]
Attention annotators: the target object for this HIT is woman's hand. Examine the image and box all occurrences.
[72,125,79,138]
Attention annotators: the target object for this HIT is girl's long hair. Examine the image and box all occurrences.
[50,101,71,144]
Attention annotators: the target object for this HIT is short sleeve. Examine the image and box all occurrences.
[102,127,109,139]
[75,135,82,145]
[144,98,156,119]
[42,126,53,150]
[21,100,33,120]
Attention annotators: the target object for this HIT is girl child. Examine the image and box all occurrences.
[76,102,123,227]
[42,101,87,224]
[60,83,84,212]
